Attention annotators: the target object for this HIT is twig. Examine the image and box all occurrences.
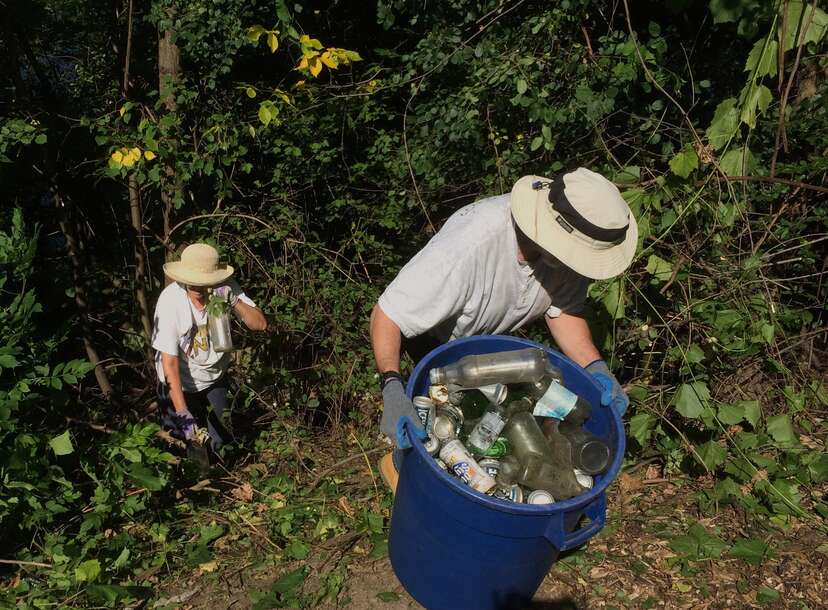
[0,559,53,568]
[771,0,818,177]
[307,445,386,491]
[752,198,794,255]
[713,175,828,194]
[659,254,688,294]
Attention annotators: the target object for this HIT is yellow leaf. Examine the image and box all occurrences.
[320,50,338,69]
[309,57,322,77]
[143,150,156,161]
[198,560,218,574]
[297,56,309,71]
[111,150,124,164]
[267,31,278,53]
[118,105,127,117]
[293,80,306,89]
[246,25,265,44]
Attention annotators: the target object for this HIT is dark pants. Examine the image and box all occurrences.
[158,377,232,450]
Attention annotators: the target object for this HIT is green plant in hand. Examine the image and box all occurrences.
[207,293,231,317]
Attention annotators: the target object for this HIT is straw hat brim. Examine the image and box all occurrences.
[163,261,234,286]
[510,175,638,281]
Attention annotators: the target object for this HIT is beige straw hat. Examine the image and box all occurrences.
[510,168,638,280]
[163,243,234,286]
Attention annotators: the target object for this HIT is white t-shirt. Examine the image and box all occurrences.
[378,195,590,341]
[152,281,256,392]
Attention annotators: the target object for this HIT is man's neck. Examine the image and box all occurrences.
[514,226,540,264]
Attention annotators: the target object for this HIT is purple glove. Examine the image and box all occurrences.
[212,285,239,307]
[172,408,197,440]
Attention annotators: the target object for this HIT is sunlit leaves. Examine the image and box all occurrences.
[109,146,152,169]
[744,38,777,77]
[719,146,757,176]
[50,430,74,456]
[668,147,699,178]
[705,98,739,150]
[674,382,711,419]
[646,254,673,281]
[267,32,279,53]
[296,35,361,78]
[739,84,772,129]
[246,25,266,44]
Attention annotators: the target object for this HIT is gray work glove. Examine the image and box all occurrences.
[586,359,629,417]
[380,377,422,442]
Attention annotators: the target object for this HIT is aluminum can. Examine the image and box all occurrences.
[434,458,448,471]
[492,483,523,503]
[478,458,500,479]
[412,396,436,436]
[483,437,509,458]
[423,435,440,456]
[573,468,594,489]
[439,439,496,493]
[526,489,555,505]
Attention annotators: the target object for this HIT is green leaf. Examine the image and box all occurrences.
[685,344,705,364]
[88,585,132,604]
[34,134,47,144]
[668,148,699,178]
[739,84,773,129]
[0,354,19,368]
[645,254,673,282]
[377,592,401,602]
[267,32,279,53]
[602,279,625,319]
[729,538,769,565]
[112,547,130,570]
[697,440,727,470]
[781,2,828,52]
[75,559,101,583]
[675,382,710,419]
[807,454,828,483]
[745,39,777,77]
[766,415,797,447]
[530,135,544,151]
[669,521,729,560]
[286,539,309,559]
[629,412,657,446]
[246,87,257,98]
[741,400,761,426]
[200,522,226,544]
[49,430,74,456]
[272,568,305,594]
[756,585,780,605]
[718,403,746,425]
[709,0,743,23]
[705,98,739,150]
[719,147,756,177]
[516,79,528,94]
[127,463,165,491]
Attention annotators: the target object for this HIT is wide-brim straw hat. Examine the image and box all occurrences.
[510,168,638,280]
[163,243,234,286]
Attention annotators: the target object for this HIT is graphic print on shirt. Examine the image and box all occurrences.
[179,322,210,358]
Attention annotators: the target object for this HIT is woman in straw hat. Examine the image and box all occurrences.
[152,243,266,454]
[370,168,634,491]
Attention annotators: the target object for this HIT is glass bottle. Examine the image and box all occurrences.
[558,421,612,475]
[208,311,233,353]
[504,412,585,499]
[466,401,508,455]
[429,348,548,387]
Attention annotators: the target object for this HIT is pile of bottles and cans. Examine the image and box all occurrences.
[414,348,612,505]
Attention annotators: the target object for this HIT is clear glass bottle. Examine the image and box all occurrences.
[466,401,508,455]
[208,311,233,353]
[504,412,585,499]
[558,421,612,475]
[429,348,548,387]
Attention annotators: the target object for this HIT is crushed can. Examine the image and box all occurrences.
[428,384,450,405]
[478,458,500,479]
[573,468,594,490]
[492,483,524,503]
[433,415,458,444]
[424,435,441,456]
[439,439,496,493]
[526,490,555,505]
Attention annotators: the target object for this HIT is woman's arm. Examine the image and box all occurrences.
[161,352,189,413]
[233,300,267,331]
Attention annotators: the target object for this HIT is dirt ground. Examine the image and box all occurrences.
[161,464,828,610]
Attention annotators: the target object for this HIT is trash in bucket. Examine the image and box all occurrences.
[389,335,625,610]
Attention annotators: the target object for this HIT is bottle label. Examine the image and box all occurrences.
[468,411,505,452]
[533,381,577,419]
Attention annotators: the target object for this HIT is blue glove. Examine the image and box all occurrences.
[586,360,628,417]
[396,416,428,450]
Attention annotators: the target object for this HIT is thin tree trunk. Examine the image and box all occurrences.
[158,13,181,250]
[55,193,113,398]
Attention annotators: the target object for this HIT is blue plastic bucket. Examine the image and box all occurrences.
[388,335,625,610]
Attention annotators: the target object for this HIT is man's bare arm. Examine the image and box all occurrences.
[370,304,402,373]
[545,313,602,367]
[161,352,189,413]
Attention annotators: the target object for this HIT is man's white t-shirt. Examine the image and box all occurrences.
[152,281,256,392]
[378,195,590,342]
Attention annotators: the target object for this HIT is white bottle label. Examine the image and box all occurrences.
[468,411,505,451]
[533,381,577,419]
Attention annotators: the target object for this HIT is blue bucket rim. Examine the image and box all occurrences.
[405,334,625,515]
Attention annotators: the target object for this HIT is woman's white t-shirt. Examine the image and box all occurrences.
[152,281,255,392]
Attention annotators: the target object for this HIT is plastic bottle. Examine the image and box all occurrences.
[466,401,508,455]
[428,348,548,387]
[504,412,584,499]
[558,421,612,475]
[208,311,233,353]
[530,376,592,424]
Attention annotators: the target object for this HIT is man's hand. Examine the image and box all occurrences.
[586,360,629,417]
[380,377,422,441]
[212,285,239,307]
[171,408,197,440]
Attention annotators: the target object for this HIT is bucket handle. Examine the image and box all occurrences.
[544,493,606,552]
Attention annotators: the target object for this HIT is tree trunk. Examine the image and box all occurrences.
[55,193,114,398]
[158,12,181,250]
